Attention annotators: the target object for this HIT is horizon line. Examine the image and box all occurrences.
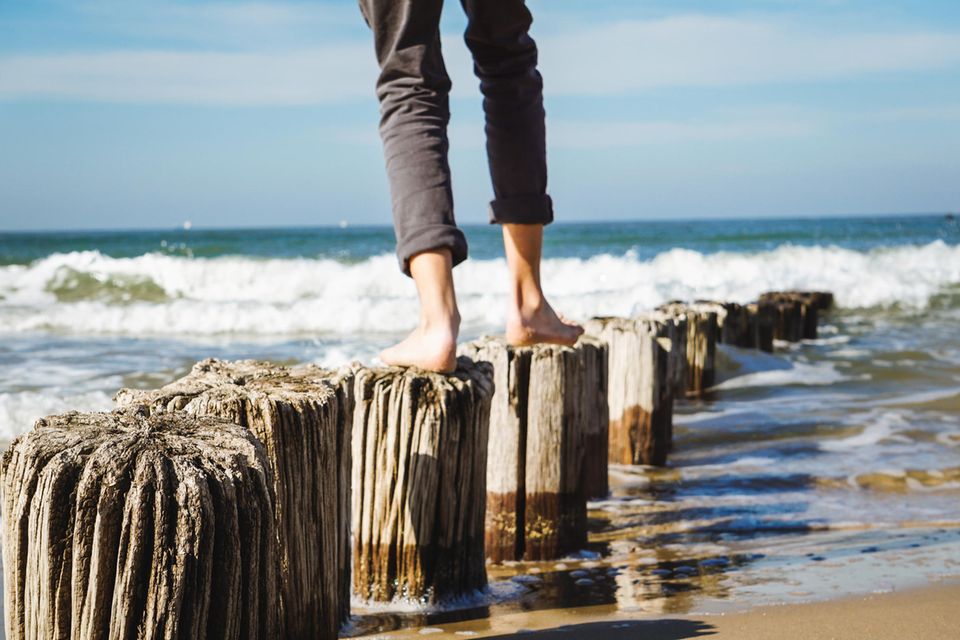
[1,210,954,235]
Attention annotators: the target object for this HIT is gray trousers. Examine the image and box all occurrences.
[359,0,553,275]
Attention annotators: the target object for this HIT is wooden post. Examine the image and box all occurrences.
[461,337,607,562]
[579,337,610,498]
[760,291,832,340]
[457,340,529,564]
[772,290,834,311]
[656,302,719,397]
[0,408,279,640]
[115,358,352,640]
[696,301,752,347]
[584,316,672,467]
[746,302,776,352]
[351,357,493,603]
[651,310,688,406]
[765,295,803,342]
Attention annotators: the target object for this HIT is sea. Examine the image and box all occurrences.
[1,214,959,632]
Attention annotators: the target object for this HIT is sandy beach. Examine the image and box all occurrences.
[353,578,960,639]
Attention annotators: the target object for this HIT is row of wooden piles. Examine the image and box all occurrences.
[0,291,831,639]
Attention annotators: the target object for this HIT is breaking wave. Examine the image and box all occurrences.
[1,241,958,336]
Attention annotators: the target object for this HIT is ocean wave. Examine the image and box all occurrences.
[820,411,914,453]
[710,361,854,391]
[1,241,958,336]
[0,390,114,442]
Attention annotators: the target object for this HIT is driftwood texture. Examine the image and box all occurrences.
[650,311,688,406]
[461,337,608,562]
[0,408,278,640]
[760,291,833,341]
[115,358,352,640]
[656,302,719,397]
[694,302,752,348]
[745,302,776,352]
[457,341,529,564]
[579,338,610,498]
[584,316,673,467]
[351,357,493,603]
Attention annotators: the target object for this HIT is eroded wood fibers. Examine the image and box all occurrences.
[461,337,608,562]
[746,302,776,352]
[585,317,672,467]
[0,408,278,640]
[651,311,689,405]
[115,358,352,640]
[760,291,833,341]
[457,341,530,563]
[656,303,719,397]
[579,338,610,497]
[351,357,493,603]
[693,302,753,348]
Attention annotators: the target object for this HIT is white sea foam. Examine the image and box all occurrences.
[820,411,913,453]
[829,348,872,359]
[0,390,114,442]
[874,388,960,407]
[1,241,958,337]
[710,361,853,391]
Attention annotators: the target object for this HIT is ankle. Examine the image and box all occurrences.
[511,281,545,314]
[419,308,460,335]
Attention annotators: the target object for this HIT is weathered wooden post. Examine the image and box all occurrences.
[760,290,832,340]
[651,310,688,407]
[457,341,529,564]
[764,290,833,312]
[763,294,804,342]
[115,358,352,640]
[746,302,776,352]
[460,337,607,562]
[656,302,719,397]
[696,301,753,347]
[351,357,493,603]
[579,337,610,498]
[584,316,672,467]
[1,408,278,640]
[803,290,835,311]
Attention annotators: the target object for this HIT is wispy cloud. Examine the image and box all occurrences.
[1,13,959,104]
[546,118,818,148]
[332,113,819,150]
[0,48,376,105]
[1,1,365,50]
[530,15,960,95]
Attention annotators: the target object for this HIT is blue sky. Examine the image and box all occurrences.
[1,0,959,231]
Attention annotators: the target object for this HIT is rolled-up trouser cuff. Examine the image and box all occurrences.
[488,194,554,225]
[396,224,469,277]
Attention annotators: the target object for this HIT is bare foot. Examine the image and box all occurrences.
[380,322,458,373]
[506,299,584,347]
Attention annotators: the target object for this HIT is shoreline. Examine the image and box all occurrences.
[352,577,960,638]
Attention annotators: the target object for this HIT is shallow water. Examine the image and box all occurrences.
[0,215,958,633]
[343,307,960,635]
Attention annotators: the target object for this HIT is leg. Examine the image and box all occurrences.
[380,249,460,372]
[358,0,468,276]
[460,0,552,225]
[358,0,465,371]
[460,0,582,345]
[502,224,583,347]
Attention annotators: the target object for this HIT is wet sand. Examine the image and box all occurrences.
[354,578,960,639]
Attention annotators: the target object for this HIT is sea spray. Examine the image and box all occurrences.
[1,241,958,337]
